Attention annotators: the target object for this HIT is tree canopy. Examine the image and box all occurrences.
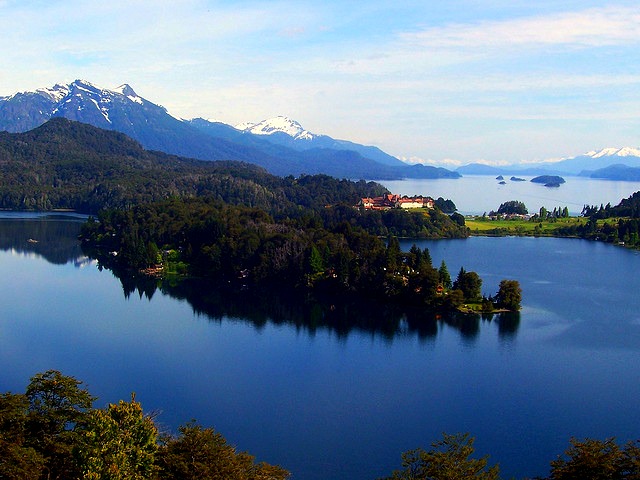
[381,433,500,480]
[495,201,528,215]
[495,280,522,311]
[0,371,289,480]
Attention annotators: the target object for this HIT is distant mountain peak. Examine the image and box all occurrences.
[35,83,71,103]
[14,80,145,108]
[114,83,138,97]
[584,147,640,159]
[235,115,315,141]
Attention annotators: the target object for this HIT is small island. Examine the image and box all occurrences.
[510,176,526,182]
[531,175,565,187]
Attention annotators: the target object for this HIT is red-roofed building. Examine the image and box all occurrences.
[358,194,434,210]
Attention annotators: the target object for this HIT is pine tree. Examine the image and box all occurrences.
[439,260,452,289]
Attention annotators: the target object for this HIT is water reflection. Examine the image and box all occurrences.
[0,216,91,266]
[108,271,520,341]
[0,215,519,341]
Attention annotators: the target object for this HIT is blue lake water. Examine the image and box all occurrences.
[1,213,640,479]
[380,175,640,216]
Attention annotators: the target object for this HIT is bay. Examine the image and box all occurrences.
[1,214,640,480]
[380,175,640,216]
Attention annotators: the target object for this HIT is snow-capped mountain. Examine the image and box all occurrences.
[0,79,277,167]
[457,146,640,179]
[583,147,640,159]
[0,80,152,133]
[236,116,315,141]
[0,80,459,179]
[555,147,640,175]
[233,115,406,167]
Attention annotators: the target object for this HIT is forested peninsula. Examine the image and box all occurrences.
[79,197,520,312]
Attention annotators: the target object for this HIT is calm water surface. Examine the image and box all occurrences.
[1,213,639,480]
[381,176,640,216]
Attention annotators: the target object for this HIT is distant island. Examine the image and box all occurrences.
[531,175,565,187]
[510,176,526,182]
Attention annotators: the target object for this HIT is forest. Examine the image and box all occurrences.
[0,118,389,214]
[79,197,519,312]
[572,192,640,247]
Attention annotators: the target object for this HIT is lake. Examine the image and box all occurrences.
[1,212,640,480]
[380,175,640,216]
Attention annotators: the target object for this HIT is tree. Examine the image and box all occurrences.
[446,289,465,309]
[496,200,527,215]
[0,393,45,478]
[453,269,482,302]
[438,260,452,289]
[25,370,95,480]
[308,245,325,275]
[495,280,522,311]
[548,437,623,480]
[386,236,402,273]
[382,432,500,480]
[539,206,548,219]
[75,394,158,480]
[157,421,289,480]
[421,248,433,270]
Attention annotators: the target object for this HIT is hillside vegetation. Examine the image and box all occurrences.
[0,118,388,213]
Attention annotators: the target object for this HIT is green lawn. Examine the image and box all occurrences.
[465,216,588,236]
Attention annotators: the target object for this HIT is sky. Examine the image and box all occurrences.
[1,0,639,167]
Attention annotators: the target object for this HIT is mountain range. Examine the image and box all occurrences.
[0,80,457,181]
[233,115,406,167]
[456,146,640,180]
[2,79,638,181]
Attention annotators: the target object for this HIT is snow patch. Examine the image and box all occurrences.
[89,98,112,124]
[585,147,640,158]
[114,84,142,104]
[235,115,315,140]
[36,84,70,103]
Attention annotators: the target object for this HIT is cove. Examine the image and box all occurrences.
[1,214,639,480]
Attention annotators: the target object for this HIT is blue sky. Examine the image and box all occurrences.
[1,0,639,166]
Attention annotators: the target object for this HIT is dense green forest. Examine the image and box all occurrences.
[0,118,467,239]
[0,118,388,214]
[1,371,637,479]
[79,197,518,311]
[553,192,640,247]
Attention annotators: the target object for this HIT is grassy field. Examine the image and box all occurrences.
[465,216,588,236]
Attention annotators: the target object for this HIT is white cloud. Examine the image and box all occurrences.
[400,5,640,49]
[2,1,639,165]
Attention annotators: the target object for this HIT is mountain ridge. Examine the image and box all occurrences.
[232,115,407,167]
[456,146,640,178]
[0,117,391,212]
[0,80,458,180]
